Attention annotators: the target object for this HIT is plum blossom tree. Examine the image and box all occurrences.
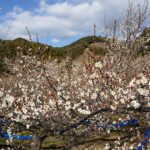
[0,0,150,150]
[0,49,149,150]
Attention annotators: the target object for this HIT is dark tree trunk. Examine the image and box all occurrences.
[31,135,42,150]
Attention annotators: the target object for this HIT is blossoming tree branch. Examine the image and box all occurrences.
[0,0,150,150]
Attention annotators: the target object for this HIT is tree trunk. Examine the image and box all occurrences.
[31,135,42,150]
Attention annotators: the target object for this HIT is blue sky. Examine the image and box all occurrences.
[0,0,149,47]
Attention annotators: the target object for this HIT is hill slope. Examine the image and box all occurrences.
[0,36,108,73]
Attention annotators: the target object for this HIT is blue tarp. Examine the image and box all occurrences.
[0,131,32,140]
[136,128,150,150]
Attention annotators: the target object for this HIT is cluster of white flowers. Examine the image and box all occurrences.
[104,143,111,150]
[0,91,3,97]
[0,44,149,149]
[77,108,91,115]
[91,93,97,100]
[130,100,141,109]
[3,94,14,107]
[137,88,149,96]
[95,61,103,69]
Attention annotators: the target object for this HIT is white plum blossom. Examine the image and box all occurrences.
[123,90,128,95]
[129,79,135,87]
[130,100,141,109]
[66,101,71,106]
[100,91,105,96]
[95,61,103,69]
[91,93,97,99]
[26,124,30,129]
[88,80,93,86]
[120,98,125,104]
[135,79,141,85]
[0,91,3,97]
[141,76,148,85]
[73,103,81,109]
[22,115,28,120]
[22,107,28,114]
[4,94,14,107]
[130,95,136,100]
[77,108,91,115]
[104,143,111,150]
[81,99,86,104]
[129,145,134,150]
[65,101,71,110]
[73,81,78,85]
[137,88,149,96]
[80,91,85,97]
[110,91,116,96]
[7,113,13,118]
[110,105,117,110]
[90,72,99,79]
[58,99,63,105]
